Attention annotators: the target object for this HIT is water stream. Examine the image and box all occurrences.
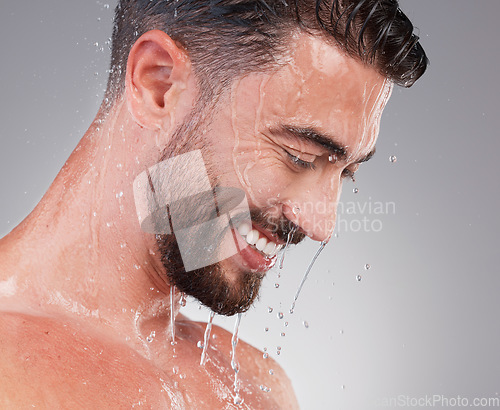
[200,311,215,366]
[170,285,176,345]
[231,313,243,405]
[278,227,297,272]
[289,241,327,314]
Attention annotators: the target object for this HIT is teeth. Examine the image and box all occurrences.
[255,237,267,251]
[263,242,278,257]
[238,223,281,258]
[237,222,251,237]
[245,229,258,246]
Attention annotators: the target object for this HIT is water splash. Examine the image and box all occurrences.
[200,311,215,366]
[170,286,176,345]
[260,385,271,393]
[289,241,327,314]
[279,226,297,271]
[231,313,243,405]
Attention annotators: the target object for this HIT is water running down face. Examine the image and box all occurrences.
[153,35,392,316]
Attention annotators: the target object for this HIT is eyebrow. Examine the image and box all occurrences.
[275,125,376,164]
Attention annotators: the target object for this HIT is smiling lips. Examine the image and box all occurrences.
[236,222,283,258]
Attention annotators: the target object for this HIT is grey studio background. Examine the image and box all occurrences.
[1,1,499,409]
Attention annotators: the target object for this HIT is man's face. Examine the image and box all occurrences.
[154,34,392,315]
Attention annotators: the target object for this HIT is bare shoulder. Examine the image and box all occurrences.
[207,321,300,409]
[0,311,175,408]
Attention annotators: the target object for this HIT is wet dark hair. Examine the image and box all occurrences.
[105,0,428,103]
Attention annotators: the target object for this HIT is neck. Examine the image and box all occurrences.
[0,98,178,353]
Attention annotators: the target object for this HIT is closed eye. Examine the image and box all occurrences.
[284,150,316,170]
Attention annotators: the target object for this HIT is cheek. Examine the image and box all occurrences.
[232,141,293,208]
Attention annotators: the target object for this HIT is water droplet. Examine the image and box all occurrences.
[292,206,301,215]
[364,264,371,270]
[353,188,359,194]
[274,283,279,288]
[276,351,281,355]
[341,385,345,390]
[277,346,281,350]
[116,191,124,199]
[264,327,269,332]
[277,312,284,319]
[260,385,271,393]
[263,352,268,359]
[269,369,274,375]
[146,331,155,343]
[197,341,203,349]
[268,307,273,313]
[104,3,110,8]
[389,155,397,163]
[303,321,309,328]
[340,329,344,334]
[284,321,288,327]
[281,332,285,337]
[106,222,112,228]
[120,243,127,249]
[356,275,362,282]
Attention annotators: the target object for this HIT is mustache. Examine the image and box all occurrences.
[248,209,306,245]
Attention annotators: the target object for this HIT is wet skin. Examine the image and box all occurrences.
[0,30,390,408]
[0,312,290,408]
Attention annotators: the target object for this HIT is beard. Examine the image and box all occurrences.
[151,100,305,316]
[155,208,305,316]
[156,231,263,316]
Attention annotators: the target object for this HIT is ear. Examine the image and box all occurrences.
[125,30,192,129]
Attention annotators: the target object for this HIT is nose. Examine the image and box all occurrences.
[281,173,343,242]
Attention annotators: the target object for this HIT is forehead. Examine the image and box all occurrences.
[280,34,388,110]
[239,34,392,156]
